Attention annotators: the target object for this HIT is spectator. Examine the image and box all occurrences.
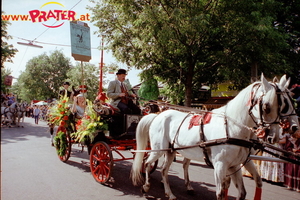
[33,105,41,124]
[283,129,300,192]
[59,82,73,100]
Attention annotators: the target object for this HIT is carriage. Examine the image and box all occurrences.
[50,96,159,184]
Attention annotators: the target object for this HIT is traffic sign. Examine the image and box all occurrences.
[70,21,91,62]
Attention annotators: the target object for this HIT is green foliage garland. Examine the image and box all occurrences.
[54,131,68,157]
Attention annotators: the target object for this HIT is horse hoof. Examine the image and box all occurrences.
[141,185,150,193]
[141,187,146,194]
[166,195,177,200]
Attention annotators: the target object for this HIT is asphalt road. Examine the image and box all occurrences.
[1,117,299,200]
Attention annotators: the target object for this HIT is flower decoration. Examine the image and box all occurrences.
[48,95,71,127]
[71,100,108,143]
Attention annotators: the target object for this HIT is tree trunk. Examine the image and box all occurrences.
[184,62,194,107]
[251,61,258,83]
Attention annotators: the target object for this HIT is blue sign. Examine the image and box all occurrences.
[70,21,91,61]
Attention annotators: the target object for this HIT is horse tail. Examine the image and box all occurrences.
[131,113,157,186]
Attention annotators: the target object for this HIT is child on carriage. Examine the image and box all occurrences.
[93,92,116,115]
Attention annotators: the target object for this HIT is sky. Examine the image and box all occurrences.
[2,0,142,87]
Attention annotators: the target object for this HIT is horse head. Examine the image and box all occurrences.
[247,74,286,143]
[275,75,300,135]
[1,100,8,107]
[250,74,299,144]
[19,102,28,112]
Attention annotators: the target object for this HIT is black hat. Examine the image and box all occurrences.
[116,69,127,75]
[63,82,70,86]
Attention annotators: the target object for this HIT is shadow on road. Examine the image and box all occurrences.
[61,145,236,200]
[1,119,50,144]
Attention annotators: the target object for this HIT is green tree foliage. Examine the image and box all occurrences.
[274,0,300,82]
[1,11,18,68]
[215,0,290,85]
[16,50,71,101]
[89,0,293,106]
[67,62,99,100]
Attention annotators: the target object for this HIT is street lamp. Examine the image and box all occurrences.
[17,42,43,48]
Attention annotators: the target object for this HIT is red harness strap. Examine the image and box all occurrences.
[188,112,212,129]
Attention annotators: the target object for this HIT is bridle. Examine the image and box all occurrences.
[248,83,297,139]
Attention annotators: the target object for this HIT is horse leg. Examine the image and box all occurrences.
[223,176,231,200]
[228,166,246,200]
[21,114,25,127]
[16,115,20,127]
[142,152,163,194]
[243,160,262,200]
[214,162,231,200]
[6,115,12,128]
[182,157,194,194]
[161,151,177,200]
[50,125,54,146]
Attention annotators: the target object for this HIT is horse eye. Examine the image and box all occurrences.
[263,103,271,114]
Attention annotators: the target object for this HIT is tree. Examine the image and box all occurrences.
[67,62,100,100]
[1,11,18,68]
[89,1,297,106]
[89,0,222,105]
[16,50,72,101]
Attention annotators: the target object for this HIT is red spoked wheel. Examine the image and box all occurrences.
[55,126,71,162]
[90,141,113,184]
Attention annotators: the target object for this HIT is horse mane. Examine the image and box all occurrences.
[219,79,278,138]
[221,82,258,118]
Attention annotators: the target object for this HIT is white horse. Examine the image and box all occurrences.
[15,102,27,127]
[1,102,18,127]
[131,74,299,200]
[180,75,300,199]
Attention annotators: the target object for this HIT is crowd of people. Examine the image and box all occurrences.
[251,126,300,193]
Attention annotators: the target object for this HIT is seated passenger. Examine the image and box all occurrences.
[71,93,86,119]
[107,69,141,115]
